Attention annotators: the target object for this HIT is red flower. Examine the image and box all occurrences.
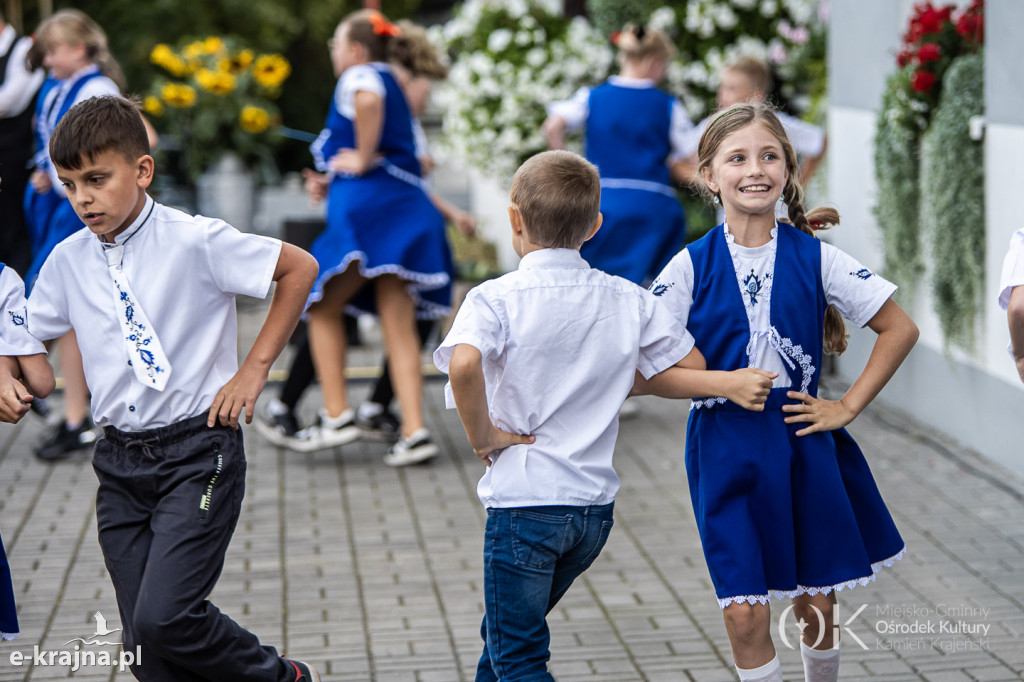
[956,13,983,43]
[916,42,941,62]
[911,69,937,93]
[896,47,914,67]
[917,8,945,34]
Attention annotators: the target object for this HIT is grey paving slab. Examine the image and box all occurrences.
[0,301,1022,680]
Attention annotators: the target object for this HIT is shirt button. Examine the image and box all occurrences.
[128,405,136,412]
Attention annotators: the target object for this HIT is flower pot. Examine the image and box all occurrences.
[195,152,256,231]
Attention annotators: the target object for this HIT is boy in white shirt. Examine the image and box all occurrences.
[435,150,775,681]
[0,264,54,420]
[999,228,1024,383]
[6,96,321,682]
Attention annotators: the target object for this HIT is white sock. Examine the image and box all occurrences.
[357,401,384,420]
[801,642,840,682]
[737,655,783,682]
[319,407,353,427]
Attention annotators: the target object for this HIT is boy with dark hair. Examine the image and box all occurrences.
[435,150,774,681]
[6,95,322,682]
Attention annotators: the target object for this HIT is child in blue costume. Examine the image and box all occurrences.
[22,10,123,461]
[297,10,451,464]
[0,264,56,640]
[649,102,918,682]
[543,23,691,285]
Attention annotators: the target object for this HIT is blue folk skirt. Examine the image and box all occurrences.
[685,389,905,608]
[307,169,452,319]
[580,187,686,286]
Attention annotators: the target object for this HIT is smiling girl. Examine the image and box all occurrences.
[649,102,918,682]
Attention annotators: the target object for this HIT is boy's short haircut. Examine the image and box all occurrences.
[50,96,149,171]
[510,150,601,249]
[726,56,773,96]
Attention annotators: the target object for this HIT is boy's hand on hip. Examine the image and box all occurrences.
[471,426,535,466]
[724,368,777,411]
[782,392,856,436]
[208,364,267,430]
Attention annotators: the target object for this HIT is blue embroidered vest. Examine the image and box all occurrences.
[585,82,672,186]
[686,223,827,395]
[311,64,420,178]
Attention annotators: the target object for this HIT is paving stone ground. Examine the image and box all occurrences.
[0,299,1022,681]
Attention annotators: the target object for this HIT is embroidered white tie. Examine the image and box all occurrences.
[103,222,172,391]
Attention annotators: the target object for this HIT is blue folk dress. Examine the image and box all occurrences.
[683,223,905,608]
[23,68,112,289]
[582,81,687,285]
[307,63,451,318]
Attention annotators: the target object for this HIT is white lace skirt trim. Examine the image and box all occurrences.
[1,632,19,641]
[716,546,906,610]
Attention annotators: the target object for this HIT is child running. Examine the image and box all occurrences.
[16,96,321,682]
[542,23,691,286]
[0,263,55,642]
[292,10,452,465]
[649,101,918,682]
[436,149,776,681]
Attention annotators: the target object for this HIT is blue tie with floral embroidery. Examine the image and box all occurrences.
[102,210,172,391]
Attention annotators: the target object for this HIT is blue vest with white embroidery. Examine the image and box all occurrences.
[585,82,673,185]
[687,223,826,393]
[311,64,420,178]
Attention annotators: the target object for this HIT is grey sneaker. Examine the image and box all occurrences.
[383,428,439,467]
[286,408,360,453]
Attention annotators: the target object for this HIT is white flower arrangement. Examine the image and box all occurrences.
[436,0,613,182]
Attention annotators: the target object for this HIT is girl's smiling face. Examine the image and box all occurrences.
[703,122,789,218]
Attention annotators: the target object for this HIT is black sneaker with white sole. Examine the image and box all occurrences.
[287,408,361,453]
[383,428,439,467]
[282,658,321,682]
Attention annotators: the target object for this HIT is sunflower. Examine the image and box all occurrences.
[160,83,196,108]
[143,95,165,117]
[239,105,272,133]
[252,54,291,89]
[195,68,237,95]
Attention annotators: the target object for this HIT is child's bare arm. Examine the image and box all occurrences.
[633,347,778,410]
[0,356,34,423]
[783,298,918,436]
[448,344,534,464]
[17,354,55,398]
[541,115,568,150]
[208,243,318,429]
[1008,286,1024,383]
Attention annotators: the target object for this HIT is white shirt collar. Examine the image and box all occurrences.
[59,63,100,85]
[518,248,589,270]
[100,194,155,247]
[608,75,655,89]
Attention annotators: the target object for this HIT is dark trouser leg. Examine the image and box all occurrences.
[0,148,34,275]
[96,420,292,682]
[279,329,316,412]
[476,504,615,682]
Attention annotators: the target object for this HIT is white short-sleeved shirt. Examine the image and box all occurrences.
[679,110,826,161]
[997,228,1024,355]
[0,266,45,356]
[547,76,694,162]
[26,196,282,431]
[434,248,695,509]
[650,225,895,388]
[333,62,388,120]
[0,26,45,118]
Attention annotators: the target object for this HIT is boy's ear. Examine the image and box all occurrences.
[508,204,524,236]
[136,155,155,190]
[584,212,603,243]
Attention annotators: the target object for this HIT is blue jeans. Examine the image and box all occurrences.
[476,503,615,682]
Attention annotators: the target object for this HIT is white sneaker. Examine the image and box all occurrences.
[383,428,439,467]
[286,408,360,453]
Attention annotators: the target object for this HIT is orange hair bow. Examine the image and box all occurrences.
[368,12,402,37]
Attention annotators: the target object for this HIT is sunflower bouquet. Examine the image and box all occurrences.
[145,36,291,181]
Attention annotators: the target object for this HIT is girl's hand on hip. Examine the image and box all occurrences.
[782,391,857,436]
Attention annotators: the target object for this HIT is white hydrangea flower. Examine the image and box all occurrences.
[649,7,677,32]
[713,5,738,30]
[487,28,513,53]
[761,0,779,17]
